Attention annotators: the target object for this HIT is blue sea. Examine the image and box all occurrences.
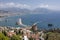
[0,13,60,29]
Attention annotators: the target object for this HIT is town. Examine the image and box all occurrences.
[0,23,45,40]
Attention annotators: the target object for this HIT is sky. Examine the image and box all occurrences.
[0,0,60,10]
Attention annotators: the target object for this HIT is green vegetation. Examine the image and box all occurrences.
[0,32,9,40]
[0,32,22,40]
[0,30,60,40]
[11,35,21,40]
[44,32,60,40]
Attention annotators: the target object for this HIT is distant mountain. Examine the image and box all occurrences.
[0,8,60,15]
[0,10,8,13]
[0,8,31,14]
[32,8,54,14]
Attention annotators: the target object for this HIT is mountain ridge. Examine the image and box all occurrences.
[0,8,60,15]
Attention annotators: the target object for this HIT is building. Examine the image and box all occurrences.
[31,25,38,32]
[7,30,16,37]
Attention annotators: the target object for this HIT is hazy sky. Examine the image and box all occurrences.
[0,0,60,10]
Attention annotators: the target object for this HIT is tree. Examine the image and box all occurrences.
[2,30,7,36]
[0,32,9,40]
[11,35,21,40]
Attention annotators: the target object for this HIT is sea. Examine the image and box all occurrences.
[0,13,60,29]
